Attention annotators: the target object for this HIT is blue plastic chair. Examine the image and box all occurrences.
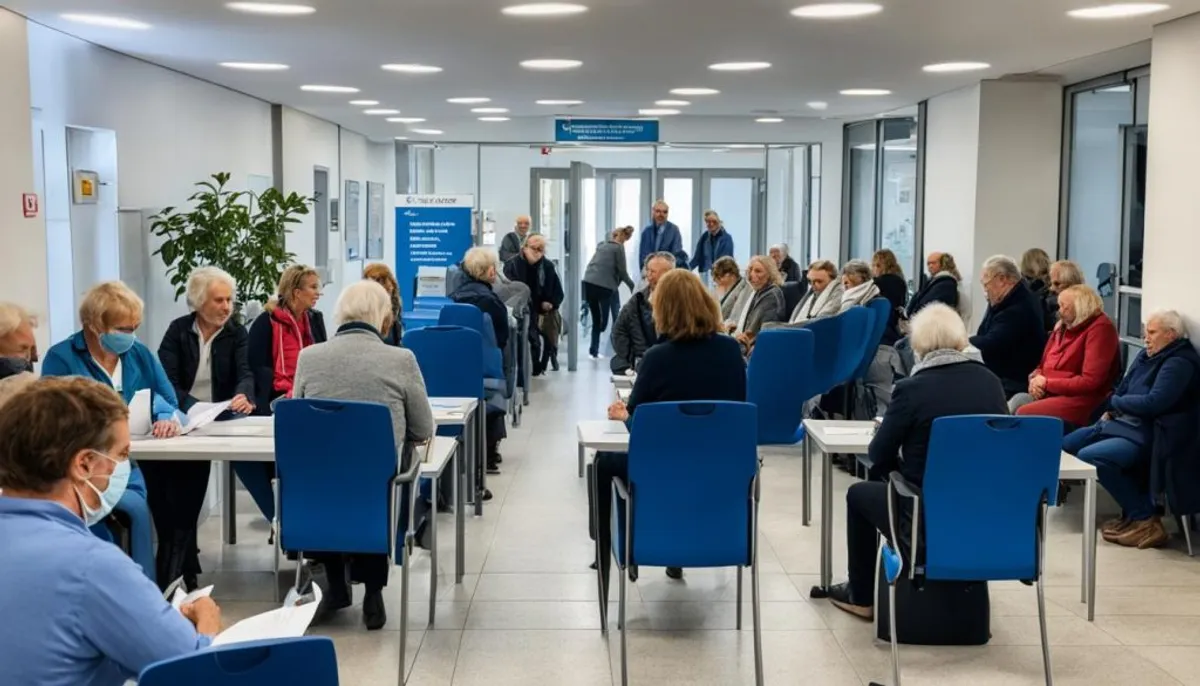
[607,401,763,686]
[413,295,453,311]
[874,415,1063,686]
[832,306,873,388]
[854,298,893,382]
[801,314,843,394]
[139,637,338,685]
[272,399,421,685]
[438,303,506,381]
[401,309,440,332]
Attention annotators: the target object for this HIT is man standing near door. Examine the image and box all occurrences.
[638,200,682,273]
[689,210,735,281]
[499,215,531,263]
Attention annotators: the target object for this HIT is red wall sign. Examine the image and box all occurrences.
[22,193,38,218]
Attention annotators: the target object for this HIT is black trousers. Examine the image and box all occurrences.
[591,450,629,600]
[846,481,895,604]
[527,313,544,373]
[314,552,390,597]
[583,281,614,356]
[141,460,210,589]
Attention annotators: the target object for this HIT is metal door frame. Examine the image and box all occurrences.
[656,168,767,257]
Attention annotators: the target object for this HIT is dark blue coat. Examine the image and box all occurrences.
[689,228,734,273]
[450,276,510,351]
[638,221,683,270]
[969,280,1048,396]
[626,334,747,419]
[906,273,959,318]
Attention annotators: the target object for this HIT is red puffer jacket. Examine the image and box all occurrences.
[1016,312,1120,427]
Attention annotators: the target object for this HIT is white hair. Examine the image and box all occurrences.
[0,302,36,340]
[1148,309,1189,339]
[186,267,237,310]
[981,255,1021,282]
[703,209,722,224]
[0,372,36,410]
[463,247,498,281]
[770,243,789,257]
[334,280,393,330]
[909,303,970,357]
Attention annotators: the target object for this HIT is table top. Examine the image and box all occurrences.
[432,397,478,426]
[131,435,275,462]
[419,436,458,476]
[610,374,636,389]
[577,420,630,451]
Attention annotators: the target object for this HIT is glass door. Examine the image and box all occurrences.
[567,162,596,372]
[530,168,570,269]
[1116,124,1148,358]
[702,172,763,270]
[605,170,650,285]
[657,171,699,264]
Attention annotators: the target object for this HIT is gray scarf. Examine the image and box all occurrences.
[910,347,983,376]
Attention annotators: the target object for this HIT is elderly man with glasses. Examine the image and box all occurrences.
[504,233,564,375]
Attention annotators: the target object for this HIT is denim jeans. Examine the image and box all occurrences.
[1063,425,1153,520]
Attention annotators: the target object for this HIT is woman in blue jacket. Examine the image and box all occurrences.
[41,281,180,583]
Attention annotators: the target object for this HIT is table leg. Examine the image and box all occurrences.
[802,436,812,527]
[465,418,476,508]
[820,448,833,591]
[455,444,465,584]
[1084,476,1097,621]
[578,443,585,479]
[222,461,237,545]
[429,473,438,628]
[475,403,486,517]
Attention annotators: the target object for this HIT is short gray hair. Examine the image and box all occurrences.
[703,209,721,224]
[0,302,36,339]
[1148,309,1188,339]
[334,280,392,330]
[981,255,1021,283]
[462,247,497,281]
[770,243,789,257]
[523,233,546,249]
[909,303,970,357]
[0,372,36,410]
[841,259,872,284]
[1050,260,1084,288]
[645,251,676,270]
[186,267,237,310]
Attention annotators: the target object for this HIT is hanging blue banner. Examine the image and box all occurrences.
[395,194,474,307]
[554,118,660,143]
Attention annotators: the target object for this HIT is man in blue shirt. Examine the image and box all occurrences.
[638,200,683,272]
[689,210,735,279]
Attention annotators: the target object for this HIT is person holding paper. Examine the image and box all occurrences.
[150,267,257,590]
[41,280,181,583]
[0,377,219,686]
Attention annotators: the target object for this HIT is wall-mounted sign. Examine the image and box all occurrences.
[554,118,660,144]
[22,193,38,218]
[395,194,475,306]
[72,170,100,205]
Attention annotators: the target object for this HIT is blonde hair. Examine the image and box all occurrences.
[703,209,721,225]
[1021,248,1051,283]
[0,302,36,340]
[612,226,634,241]
[462,247,498,281]
[272,264,319,311]
[1059,285,1103,329]
[79,281,143,332]
[1050,260,1084,290]
[808,260,838,280]
[362,263,401,315]
[650,270,723,341]
[747,255,784,288]
[935,253,962,281]
[0,372,36,410]
[909,303,969,357]
[872,249,904,278]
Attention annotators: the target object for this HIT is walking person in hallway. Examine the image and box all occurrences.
[638,200,682,272]
[504,234,564,375]
[499,214,531,263]
[583,226,636,359]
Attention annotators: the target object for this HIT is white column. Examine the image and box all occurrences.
[0,10,47,351]
[1143,13,1200,330]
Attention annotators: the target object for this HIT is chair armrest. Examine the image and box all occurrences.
[392,450,423,485]
[886,471,922,580]
[888,471,922,500]
[612,476,630,503]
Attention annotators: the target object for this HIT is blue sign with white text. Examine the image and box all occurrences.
[555,118,660,143]
[396,195,474,307]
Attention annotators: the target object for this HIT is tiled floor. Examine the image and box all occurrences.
[196,359,1200,685]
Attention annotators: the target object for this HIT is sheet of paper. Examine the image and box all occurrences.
[601,422,629,436]
[170,585,214,610]
[211,583,322,647]
[179,401,233,435]
[129,389,152,437]
[823,427,875,436]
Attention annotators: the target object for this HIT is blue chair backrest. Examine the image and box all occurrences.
[619,401,759,568]
[803,315,842,394]
[747,329,817,444]
[832,306,873,385]
[139,637,338,685]
[275,399,397,555]
[922,415,1063,581]
[851,298,893,381]
[402,326,485,400]
[439,304,505,379]
[413,295,453,311]
[401,309,440,332]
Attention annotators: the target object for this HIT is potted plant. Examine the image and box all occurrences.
[150,172,312,321]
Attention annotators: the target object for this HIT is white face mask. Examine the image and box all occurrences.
[73,451,131,527]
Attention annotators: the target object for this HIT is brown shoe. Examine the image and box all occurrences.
[1101,517,1130,534]
[1113,519,1155,547]
[1137,518,1169,549]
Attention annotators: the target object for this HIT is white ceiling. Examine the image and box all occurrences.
[5,0,1195,141]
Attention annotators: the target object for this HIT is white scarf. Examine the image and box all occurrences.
[841,280,880,311]
[791,284,838,324]
[733,285,756,334]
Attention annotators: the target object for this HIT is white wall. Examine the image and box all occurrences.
[0,10,47,352]
[923,84,982,290]
[330,127,397,310]
[1143,13,1200,330]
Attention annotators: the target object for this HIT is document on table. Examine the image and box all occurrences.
[129,390,231,436]
[210,583,322,647]
[179,401,233,435]
[823,427,875,437]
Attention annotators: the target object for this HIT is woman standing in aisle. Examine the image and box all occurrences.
[582,226,636,359]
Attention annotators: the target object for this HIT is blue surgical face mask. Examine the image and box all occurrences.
[74,451,131,527]
[99,331,137,355]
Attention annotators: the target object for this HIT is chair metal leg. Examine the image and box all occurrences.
[589,464,608,633]
[1182,515,1194,557]
[619,551,629,686]
[293,550,304,594]
[429,474,439,628]
[751,502,764,686]
[736,566,744,631]
[398,484,416,686]
[887,582,901,686]
[271,478,281,603]
[1038,502,1054,686]
[802,434,812,527]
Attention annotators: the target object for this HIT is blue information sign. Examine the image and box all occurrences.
[554,118,660,143]
[395,194,475,306]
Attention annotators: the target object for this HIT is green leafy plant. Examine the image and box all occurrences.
[151,172,312,317]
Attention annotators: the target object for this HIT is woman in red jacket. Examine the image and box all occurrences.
[1010,285,1120,429]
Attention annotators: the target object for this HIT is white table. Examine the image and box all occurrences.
[419,436,458,627]
[802,419,1100,622]
[575,420,631,478]
[610,374,636,390]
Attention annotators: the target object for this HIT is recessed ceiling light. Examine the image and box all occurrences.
[60,13,150,29]
[923,61,991,73]
[479,116,512,122]
[840,88,892,96]
[472,107,510,113]
[536,99,584,105]
[709,62,772,72]
[670,87,720,96]
[502,3,589,16]
[301,85,359,93]
[350,100,380,106]
[520,58,583,70]
[639,108,680,116]
[225,2,316,15]
[807,101,829,110]
[790,3,883,18]
[411,128,444,135]
[381,63,443,74]
[655,99,691,106]
[363,109,400,115]
[448,97,491,104]
[220,62,289,71]
[756,117,784,123]
[388,117,427,123]
[1067,3,1170,18]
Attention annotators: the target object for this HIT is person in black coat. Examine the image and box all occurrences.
[970,255,1048,398]
[150,268,256,590]
[592,269,747,589]
[769,244,803,283]
[906,252,961,319]
[871,249,908,347]
[827,303,1008,619]
[503,234,564,375]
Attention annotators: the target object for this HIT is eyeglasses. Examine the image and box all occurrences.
[528,246,545,254]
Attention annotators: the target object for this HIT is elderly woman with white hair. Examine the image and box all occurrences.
[826,303,1007,620]
[149,267,256,589]
[768,243,803,283]
[970,254,1049,398]
[291,279,435,630]
[1064,310,1200,550]
[0,301,38,380]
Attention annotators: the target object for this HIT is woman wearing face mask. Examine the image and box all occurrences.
[151,267,256,590]
[41,281,181,583]
[0,377,220,686]
[0,301,39,380]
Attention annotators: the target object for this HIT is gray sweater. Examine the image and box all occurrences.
[293,327,435,448]
[583,241,635,292]
[499,232,524,263]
